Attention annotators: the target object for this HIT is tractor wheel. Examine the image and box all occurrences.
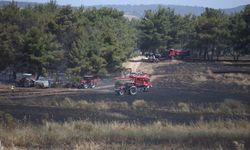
[129,86,137,95]
[117,89,125,96]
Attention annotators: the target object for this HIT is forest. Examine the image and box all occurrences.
[0,1,249,77]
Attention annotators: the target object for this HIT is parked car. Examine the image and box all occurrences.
[144,52,160,63]
[15,73,35,87]
[34,76,50,88]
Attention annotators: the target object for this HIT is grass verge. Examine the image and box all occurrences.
[0,119,249,149]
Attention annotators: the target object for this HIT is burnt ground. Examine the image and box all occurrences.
[0,60,250,124]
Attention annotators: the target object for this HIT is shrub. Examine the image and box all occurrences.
[60,97,74,108]
[1,113,16,129]
[0,111,4,126]
[219,99,246,115]
[76,100,92,109]
[132,100,148,109]
[73,121,94,132]
[41,113,50,124]
[95,101,110,110]
[50,99,59,107]
[177,102,190,112]
[110,102,129,110]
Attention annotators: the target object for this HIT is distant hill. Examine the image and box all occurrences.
[0,1,38,7]
[223,5,246,14]
[0,1,247,17]
[93,4,205,17]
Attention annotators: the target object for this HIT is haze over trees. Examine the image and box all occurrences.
[0,1,249,78]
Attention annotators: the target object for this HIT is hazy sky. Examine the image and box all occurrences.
[7,0,250,8]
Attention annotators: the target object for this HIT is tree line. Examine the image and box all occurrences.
[139,6,250,60]
[0,1,137,78]
[0,1,249,78]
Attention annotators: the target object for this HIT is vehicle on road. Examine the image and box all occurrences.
[78,75,99,89]
[168,49,190,59]
[114,73,152,96]
[15,73,35,87]
[34,76,50,88]
[145,52,159,63]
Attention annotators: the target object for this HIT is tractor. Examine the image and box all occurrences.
[168,49,190,59]
[78,75,99,89]
[114,73,152,96]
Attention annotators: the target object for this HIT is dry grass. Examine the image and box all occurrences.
[193,68,250,87]
[0,119,249,149]
[53,97,130,110]
[167,99,249,115]
[132,100,148,109]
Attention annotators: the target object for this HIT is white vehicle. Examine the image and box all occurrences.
[34,76,50,88]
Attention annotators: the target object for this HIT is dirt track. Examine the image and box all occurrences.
[0,59,250,123]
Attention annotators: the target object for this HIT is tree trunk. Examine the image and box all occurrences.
[211,46,215,61]
[236,55,240,61]
[203,49,208,60]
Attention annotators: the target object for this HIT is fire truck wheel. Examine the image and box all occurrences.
[129,86,137,95]
[143,86,149,92]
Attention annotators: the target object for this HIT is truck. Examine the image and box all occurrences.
[114,73,152,96]
[78,75,99,89]
[168,49,190,59]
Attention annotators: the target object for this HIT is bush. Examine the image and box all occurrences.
[76,100,92,109]
[132,100,148,109]
[177,102,190,112]
[60,97,74,108]
[219,99,246,115]
[50,99,59,107]
[0,113,16,129]
[41,113,50,124]
[110,102,129,110]
[73,121,94,132]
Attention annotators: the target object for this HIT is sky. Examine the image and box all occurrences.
[6,0,250,9]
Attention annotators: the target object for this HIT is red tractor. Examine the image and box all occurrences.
[78,75,99,89]
[114,73,152,96]
[168,49,190,59]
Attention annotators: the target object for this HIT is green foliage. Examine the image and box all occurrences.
[138,6,249,60]
[195,8,229,60]
[139,8,174,53]
[0,3,136,76]
[23,27,62,75]
[0,2,249,76]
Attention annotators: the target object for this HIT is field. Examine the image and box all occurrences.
[0,59,250,149]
